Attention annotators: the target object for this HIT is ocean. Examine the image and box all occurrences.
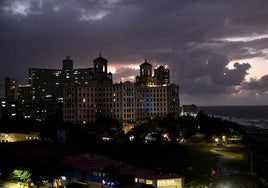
[197,105,268,130]
[197,105,268,147]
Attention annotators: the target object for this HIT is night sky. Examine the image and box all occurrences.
[0,0,268,106]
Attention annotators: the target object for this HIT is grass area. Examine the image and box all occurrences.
[183,144,219,182]
[181,133,251,184]
[1,134,266,186]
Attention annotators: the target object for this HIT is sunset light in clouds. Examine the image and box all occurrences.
[1,0,268,105]
[230,57,268,81]
[221,34,268,42]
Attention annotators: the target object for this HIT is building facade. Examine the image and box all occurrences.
[154,65,170,85]
[2,54,179,123]
[28,56,97,102]
[27,56,104,120]
[0,84,4,99]
[62,153,185,188]
[63,56,180,124]
[0,78,17,118]
[5,77,16,101]
[17,84,32,118]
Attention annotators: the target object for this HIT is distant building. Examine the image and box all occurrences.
[32,94,62,121]
[1,78,17,118]
[63,81,136,124]
[0,84,4,99]
[136,61,170,86]
[63,56,180,124]
[0,99,17,118]
[0,132,40,142]
[120,81,136,123]
[181,104,197,117]
[28,56,100,120]
[3,54,180,123]
[154,65,170,85]
[136,84,180,121]
[5,77,16,101]
[136,60,156,86]
[92,54,113,85]
[28,56,96,101]
[17,84,32,117]
[0,85,3,118]
[62,153,185,188]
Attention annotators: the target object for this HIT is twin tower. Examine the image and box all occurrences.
[62,54,170,87]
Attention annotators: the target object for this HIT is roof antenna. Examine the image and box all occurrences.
[145,51,148,62]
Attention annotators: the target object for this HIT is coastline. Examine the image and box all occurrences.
[237,122,268,183]
[197,105,268,185]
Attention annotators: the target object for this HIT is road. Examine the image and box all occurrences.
[209,144,264,187]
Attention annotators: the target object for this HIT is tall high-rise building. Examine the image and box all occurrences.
[0,84,3,99]
[0,54,178,123]
[62,55,74,85]
[17,84,32,117]
[28,68,62,101]
[28,55,115,121]
[5,77,16,101]
[28,56,95,101]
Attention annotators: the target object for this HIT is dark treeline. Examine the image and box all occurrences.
[0,110,245,144]
[0,111,246,184]
[0,115,40,133]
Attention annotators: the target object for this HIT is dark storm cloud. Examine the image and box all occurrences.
[242,75,268,92]
[207,53,251,86]
[1,0,268,105]
[168,52,251,95]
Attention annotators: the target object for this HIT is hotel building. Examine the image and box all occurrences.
[63,55,180,124]
[0,54,179,122]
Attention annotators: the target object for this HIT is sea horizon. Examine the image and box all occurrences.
[197,105,268,130]
[198,104,268,107]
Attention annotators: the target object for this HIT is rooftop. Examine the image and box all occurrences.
[62,153,184,180]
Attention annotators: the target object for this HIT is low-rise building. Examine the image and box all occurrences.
[62,153,185,188]
[0,132,40,142]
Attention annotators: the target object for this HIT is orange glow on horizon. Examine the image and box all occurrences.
[228,57,268,81]
[108,63,140,74]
